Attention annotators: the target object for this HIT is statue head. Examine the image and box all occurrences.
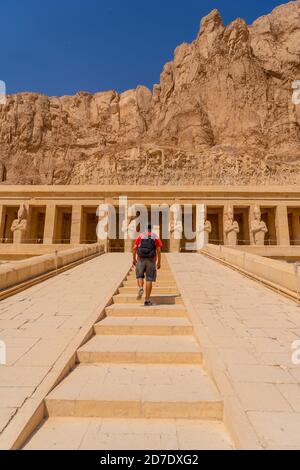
[17,204,27,221]
[253,206,261,221]
[227,207,234,221]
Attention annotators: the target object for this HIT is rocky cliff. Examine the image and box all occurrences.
[0,1,300,185]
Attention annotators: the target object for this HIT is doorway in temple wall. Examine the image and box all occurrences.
[261,207,277,246]
[108,209,125,253]
[81,207,98,244]
[1,207,18,243]
[234,207,250,246]
[288,208,300,246]
[207,208,224,245]
[54,207,72,244]
[28,206,46,244]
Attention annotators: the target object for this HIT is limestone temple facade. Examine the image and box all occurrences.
[0,185,299,253]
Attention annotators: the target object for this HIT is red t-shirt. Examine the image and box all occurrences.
[134,232,162,261]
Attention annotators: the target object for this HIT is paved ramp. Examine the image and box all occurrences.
[0,253,131,448]
[4,251,299,449]
[167,253,300,450]
[24,257,234,450]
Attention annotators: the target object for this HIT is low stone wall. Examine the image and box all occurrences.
[0,244,86,257]
[0,244,103,291]
[228,245,300,259]
[201,244,300,294]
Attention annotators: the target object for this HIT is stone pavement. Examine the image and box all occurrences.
[0,253,132,444]
[168,253,300,450]
[2,252,300,449]
[24,259,234,450]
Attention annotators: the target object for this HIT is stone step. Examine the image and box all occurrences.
[45,364,223,420]
[124,279,177,287]
[127,266,171,272]
[112,294,183,305]
[23,417,234,450]
[77,335,202,364]
[128,268,172,274]
[94,317,194,336]
[127,273,174,281]
[119,286,179,295]
[128,267,172,272]
[125,278,175,285]
[105,304,187,318]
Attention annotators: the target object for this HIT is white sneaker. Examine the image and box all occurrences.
[137,287,144,299]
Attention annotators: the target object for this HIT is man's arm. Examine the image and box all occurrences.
[132,245,137,266]
[133,236,141,266]
[157,247,161,270]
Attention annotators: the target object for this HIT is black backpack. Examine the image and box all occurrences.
[137,236,157,259]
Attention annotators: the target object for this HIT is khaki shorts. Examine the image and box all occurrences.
[136,258,157,282]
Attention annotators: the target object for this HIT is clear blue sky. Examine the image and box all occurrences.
[0,0,289,96]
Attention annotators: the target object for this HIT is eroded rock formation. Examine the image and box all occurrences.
[0,1,300,185]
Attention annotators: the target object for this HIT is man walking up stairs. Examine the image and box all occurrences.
[133,224,162,307]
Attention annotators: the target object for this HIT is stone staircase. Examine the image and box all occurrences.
[24,256,234,450]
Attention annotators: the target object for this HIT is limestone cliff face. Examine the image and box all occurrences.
[0,1,300,185]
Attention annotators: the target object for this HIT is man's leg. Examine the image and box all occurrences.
[145,281,153,301]
[137,278,144,299]
[136,260,145,299]
[144,259,157,306]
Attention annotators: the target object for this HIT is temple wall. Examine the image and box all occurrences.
[1,185,300,252]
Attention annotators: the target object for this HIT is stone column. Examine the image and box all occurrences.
[124,216,135,253]
[0,205,5,242]
[275,205,290,246]
[70,205,82,245]
[13,230,26,244]
[11,204,29,245]
[292,211,300,245]
[43,204,56,245]
[249,204,256,245]
[170,238,181,253]
[124,239,133,253]
[124,204,138,253]
[203,206,212,245]
[249,205,268,246]
[223,204,230,246]
[224,205,239,247]
[169,202,182,253]
[97,199,113,252]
